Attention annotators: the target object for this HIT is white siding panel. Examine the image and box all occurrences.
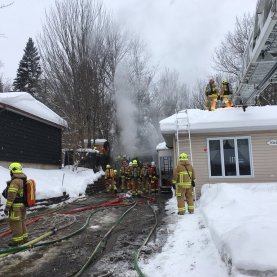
[177,131,277,196]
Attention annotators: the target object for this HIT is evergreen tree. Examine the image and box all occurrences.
[13,38,42,96]
[0,78,3,92]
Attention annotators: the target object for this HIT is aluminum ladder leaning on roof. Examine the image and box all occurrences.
[175,109,197,205]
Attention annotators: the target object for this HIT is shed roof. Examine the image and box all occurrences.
[0,92,67,128]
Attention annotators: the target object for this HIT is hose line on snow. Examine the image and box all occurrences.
[0,200,133,258]
[0,228,57,258]
[133,201,158,277]
[74,201,137,277]
[0,211,97,257]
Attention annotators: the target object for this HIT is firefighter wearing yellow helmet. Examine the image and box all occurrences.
[129,159,141,196]
[3,162,28,246]
[172,153,196,215]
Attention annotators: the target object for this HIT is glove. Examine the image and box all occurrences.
[4,207,9,216]
[191,180,196,187]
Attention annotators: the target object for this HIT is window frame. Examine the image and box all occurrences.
[207,136,254,178]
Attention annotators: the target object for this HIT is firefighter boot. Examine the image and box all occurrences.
[8,240,24,247]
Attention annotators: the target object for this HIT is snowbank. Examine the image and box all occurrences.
[200,183,277,274]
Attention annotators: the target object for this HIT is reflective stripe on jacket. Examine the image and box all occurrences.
[172,161,195,187]
[5,173,27,211]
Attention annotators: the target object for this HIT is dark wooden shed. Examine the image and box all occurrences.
[0,92,67,169]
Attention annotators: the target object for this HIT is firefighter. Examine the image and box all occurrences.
[126,162,133,192]
[4,162,28,246]
[205,79,219,111]
[172,153,196,215]
[220,80,233,108]
[119,159,129,192]
[149,161,159,193]
[130,159,141,196]
[104,164,116,193]
[140,163,150,192]
[113,170,118,193]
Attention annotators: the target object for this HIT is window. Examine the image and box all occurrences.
[208,137,253,177]
[160,156,173,175]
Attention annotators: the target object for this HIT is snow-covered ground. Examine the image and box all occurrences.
[0,165,104,206]
[1,165,277,276]
[141,182,277,277]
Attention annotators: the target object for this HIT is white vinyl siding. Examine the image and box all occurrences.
[175,131,277,196]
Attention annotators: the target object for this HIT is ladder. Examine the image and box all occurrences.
[235,0,277,104]
[176,109,193,164]
[175,110,197,202]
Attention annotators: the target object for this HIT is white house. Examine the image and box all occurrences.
[159,106,277,195]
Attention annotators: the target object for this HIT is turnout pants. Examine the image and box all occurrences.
[176,185,194,214]
[206,95,217,111]
[222,95,233,107]
[120,176,126,191]
[9,204,28,244]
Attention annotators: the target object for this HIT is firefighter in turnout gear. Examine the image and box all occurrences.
[113,170,118,193]
[126,162,133,191]
[4,162,28,246]
[220,80,233,108]
[149,161,159,193]
[119,159,129,192]
[205,79,219,111]
[104,165,117,193]
[172,153,195,215]
[140,163,150,192]
[130,159,141,196]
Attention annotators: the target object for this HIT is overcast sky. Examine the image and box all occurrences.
[0,0,257,86]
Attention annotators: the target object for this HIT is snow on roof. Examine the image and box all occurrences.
[156,142,169,150]
[0,92,67,128]
[83,138,107,144]
[160,106,277,134]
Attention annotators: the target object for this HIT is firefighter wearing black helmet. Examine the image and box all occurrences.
[205,79,219,111]
[220,80,233,108]
[4,162,28,246]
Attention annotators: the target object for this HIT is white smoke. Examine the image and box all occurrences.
[114,62,139,157]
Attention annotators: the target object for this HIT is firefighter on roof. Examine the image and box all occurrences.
[205,79,219,111]
[172,153,196,215]
[4,162,28,246]
[220,80,233,108]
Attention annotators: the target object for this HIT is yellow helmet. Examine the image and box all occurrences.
[179,153,188,161]
[114,169,117,174]
[9,162,23,173]
[132,159,138,165]
[222,80,228,84]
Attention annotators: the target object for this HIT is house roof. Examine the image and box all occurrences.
[160,106,277,147]
[0,92,68,128]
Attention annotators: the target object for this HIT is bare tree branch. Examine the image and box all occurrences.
[38,0,127,153]
[212,13,254,78]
